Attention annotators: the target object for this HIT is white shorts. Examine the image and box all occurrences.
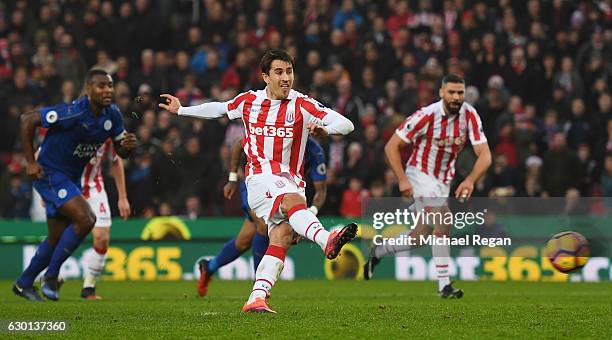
[246,173,305,232]
[406,166,450,210]
[85,190,112,228]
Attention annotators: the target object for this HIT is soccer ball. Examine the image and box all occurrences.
[543,231,589,273]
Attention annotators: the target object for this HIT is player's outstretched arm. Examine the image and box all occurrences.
[384,133,413,198]
[159,94,228,119]
[302,99,354,136]
[320,109,354,135]
[455,142,492,199]
[20,111,44,180]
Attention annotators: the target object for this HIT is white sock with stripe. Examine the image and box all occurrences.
[287,205,330,250]
[432,231,451,291]
[247,245,285,304]
[84,246,107,288]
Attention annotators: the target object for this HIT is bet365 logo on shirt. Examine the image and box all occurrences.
[249,124,294,138]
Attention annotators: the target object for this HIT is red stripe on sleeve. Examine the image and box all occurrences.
[433,115,449,179]
[405,113,430,141]
[289,98,304,176]
[467,110,481,141]
[419,114,435,174]
[301,98,327,120]
[228,92,250,111]
[242,94,259,174]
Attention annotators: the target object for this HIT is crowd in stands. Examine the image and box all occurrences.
[0,0,610,219]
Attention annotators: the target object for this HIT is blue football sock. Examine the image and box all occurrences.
[207,238,243,273]
[44,225,85,278]
[252,232,269,272]
[17,239,54,287]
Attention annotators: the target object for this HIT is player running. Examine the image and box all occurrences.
[80,138,131,300]
[197,136,327,297]
[160,49,355,313]
[363,74,491,298]
[13,69,137,301]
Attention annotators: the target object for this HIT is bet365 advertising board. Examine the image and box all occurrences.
[1,197,611,282]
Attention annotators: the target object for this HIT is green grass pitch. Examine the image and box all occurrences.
[0,280,610,339]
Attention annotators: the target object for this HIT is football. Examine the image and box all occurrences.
[543,231,590,273]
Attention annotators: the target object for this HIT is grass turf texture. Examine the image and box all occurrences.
[0,280,610,339]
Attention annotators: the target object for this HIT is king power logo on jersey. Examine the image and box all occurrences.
[73,142,103,158]
[248,123,294,138]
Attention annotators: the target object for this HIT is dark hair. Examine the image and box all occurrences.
[441,73,465,85]
[85,68,110,84]
[260,49,295,74]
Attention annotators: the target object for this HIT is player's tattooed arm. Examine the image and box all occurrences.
[113,132,138,159]
[311,180,327,214]
[223,138,245,199]
[20,111,44,179]
[229,138,245,174]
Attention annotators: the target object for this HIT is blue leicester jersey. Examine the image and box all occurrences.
[38,96,126,182]
[304,138,327,183]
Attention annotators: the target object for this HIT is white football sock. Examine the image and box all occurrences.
[84,247,107,288]
[247,246,285,304]
[432,233,451,291]
[288,207,330,250]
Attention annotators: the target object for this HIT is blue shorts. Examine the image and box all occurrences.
[239,182,253,221]
[33,171,82,218]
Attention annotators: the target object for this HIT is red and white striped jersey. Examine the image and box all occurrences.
[396,100,487,184]
[81,138,118,198]
[226,89,332,187]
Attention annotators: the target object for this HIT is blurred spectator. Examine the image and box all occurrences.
[494,122,518,168]
[332,0,363,30]
[577,143,597,196]
[339,177,367,218]
[176,136,207,210]
[0,173,31,219]
[563,98,591,148]
[522,155,543,197]
[54,33,86,90]
[183,195,202,220]
[553,56,583,99]
[541,132,582,197]
[488,153,520,197]
[339,141,368,183]
[175,73,204,106]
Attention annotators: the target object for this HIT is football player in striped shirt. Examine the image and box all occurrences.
[160,49,356,313]
[364,74,492,298]
[79,138,131,300]
[196,136,327,298]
